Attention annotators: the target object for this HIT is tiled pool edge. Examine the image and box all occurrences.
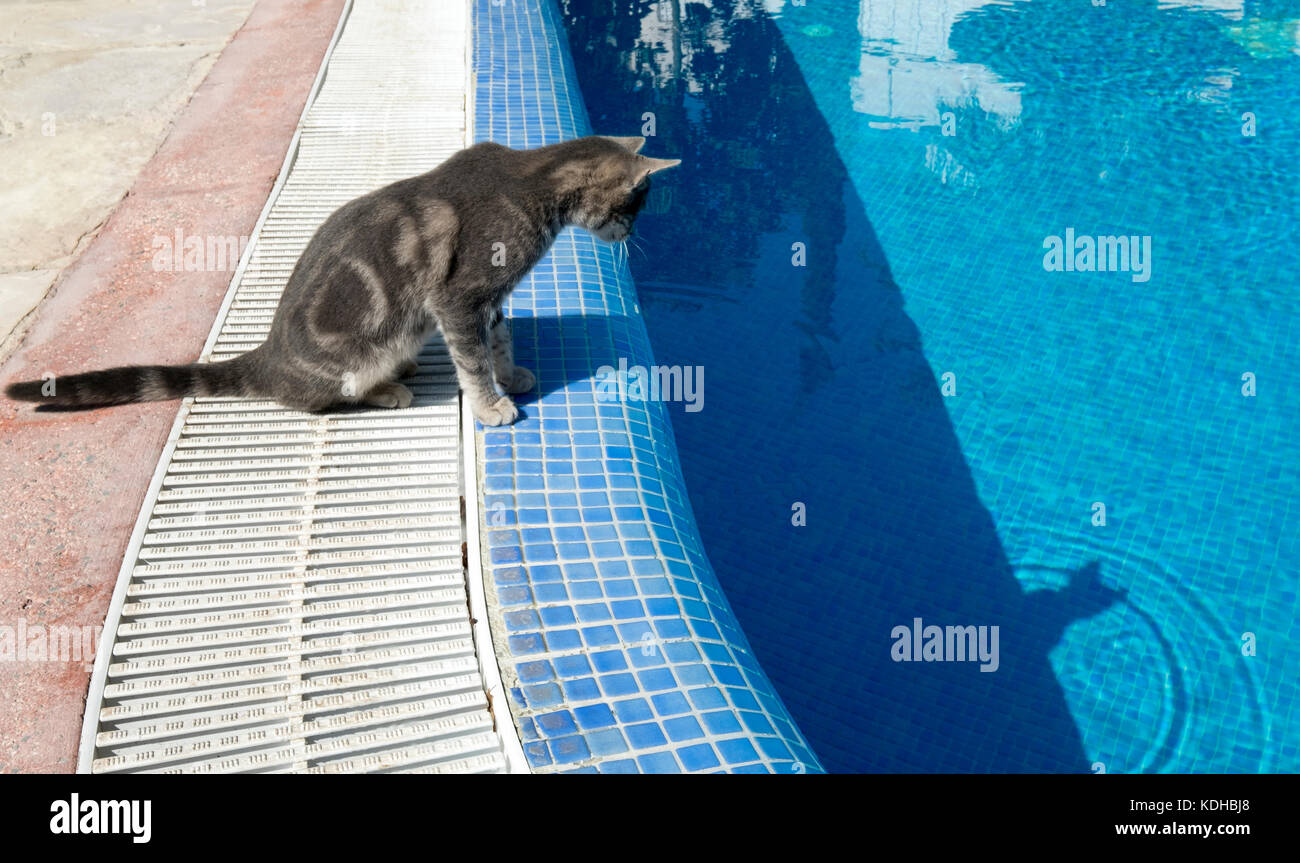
[472,0,824,774]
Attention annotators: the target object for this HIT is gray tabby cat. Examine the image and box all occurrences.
[6,136,679,426]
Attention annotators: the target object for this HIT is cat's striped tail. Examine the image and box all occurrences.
[5,354,257,408]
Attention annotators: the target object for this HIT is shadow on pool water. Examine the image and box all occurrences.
[551,0,1143,772]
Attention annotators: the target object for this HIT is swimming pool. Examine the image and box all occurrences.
[562,0,1299,772]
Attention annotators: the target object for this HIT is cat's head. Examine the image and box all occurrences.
[561,136,681,243]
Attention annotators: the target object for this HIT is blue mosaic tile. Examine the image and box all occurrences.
[663,716,706,743]
[549,735,591,764]
[635,752,681,774]
[677,744,721,772]
[613,698,653,724]
[625,723,668,749]
[650,692,690,717]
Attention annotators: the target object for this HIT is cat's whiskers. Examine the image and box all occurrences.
[616,238,644,266]
[628,236,648,261]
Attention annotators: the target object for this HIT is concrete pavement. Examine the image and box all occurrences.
[0,0,256,359]
[0,0,346,772]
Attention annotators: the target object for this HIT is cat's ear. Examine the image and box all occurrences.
[635,155,682,183]
[604,135,646,153]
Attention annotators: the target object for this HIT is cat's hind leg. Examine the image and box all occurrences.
[489,317,535,394]
[395,360,420,379]
[361,381,413,409]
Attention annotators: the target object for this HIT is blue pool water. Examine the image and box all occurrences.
[561,0,1299,772]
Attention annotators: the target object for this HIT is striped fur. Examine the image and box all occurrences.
[5,357,254,407]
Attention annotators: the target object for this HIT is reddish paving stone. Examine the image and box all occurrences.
[0,0,346,773]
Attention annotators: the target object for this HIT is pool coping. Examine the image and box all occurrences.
[459,6,532,774]
[471,0,824,774]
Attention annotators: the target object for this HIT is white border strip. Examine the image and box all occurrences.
[76,0,358,774]
[461,399,529,775]
[460,0,529,773]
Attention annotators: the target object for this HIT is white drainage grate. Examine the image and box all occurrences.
[77,0,520,773]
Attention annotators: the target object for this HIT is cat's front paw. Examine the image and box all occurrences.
[473,395,519,426]
[497,366,536,395]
